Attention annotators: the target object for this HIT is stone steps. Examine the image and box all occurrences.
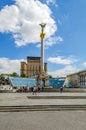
[0,105,86,112]
[27,96,86,99]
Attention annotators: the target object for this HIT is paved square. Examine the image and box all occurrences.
[0,111,86,130]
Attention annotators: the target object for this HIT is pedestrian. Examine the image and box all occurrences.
[33,86,37,95]
[38,86,40,93]
[60,86,63,93]
[31,87,33,93]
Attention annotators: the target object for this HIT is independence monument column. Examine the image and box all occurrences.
[39,23,46,74]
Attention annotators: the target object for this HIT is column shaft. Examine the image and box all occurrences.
[41,38,44,73]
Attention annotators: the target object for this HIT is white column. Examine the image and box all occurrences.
[41,38,44,72]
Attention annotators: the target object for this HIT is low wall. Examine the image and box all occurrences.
[43,87,86,92]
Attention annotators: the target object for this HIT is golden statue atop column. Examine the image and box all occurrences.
[39,23,46,39]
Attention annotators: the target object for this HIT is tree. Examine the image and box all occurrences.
[48,75,52,79]
[21,73,26,77]
[0,72,19,85]
[0,75,9,85]
[10,72,19,77]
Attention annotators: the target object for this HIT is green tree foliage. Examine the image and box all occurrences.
[10,72,19,77]
[48,75,52,79]
[0,72,19,85]
[21,73,26,77]
[0,75,9,85]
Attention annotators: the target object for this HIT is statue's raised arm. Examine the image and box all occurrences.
[39,23,46,33]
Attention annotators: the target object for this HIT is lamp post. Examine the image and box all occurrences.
[39,23,46,74]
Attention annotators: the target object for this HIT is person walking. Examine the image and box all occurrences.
[38,86,41,93]
[60,86,63,93]
[33,86,37,95]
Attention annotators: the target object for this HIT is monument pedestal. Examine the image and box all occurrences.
[36,72,49,88]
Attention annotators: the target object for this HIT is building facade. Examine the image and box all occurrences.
[20,56,47,78]
[66,73,79,88]
[66,69,86,88]
[78,70,86,88]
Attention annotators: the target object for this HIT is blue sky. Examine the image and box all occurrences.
[0,0,86,77]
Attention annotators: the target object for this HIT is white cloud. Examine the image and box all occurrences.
[82,62,86,67]
[46,0,58,7]
[0,0,57,46]
[48,56,78,65]
[45,36,63,47]
[0,58,24,74]
[49,65,78,77]
[36,36,63,48]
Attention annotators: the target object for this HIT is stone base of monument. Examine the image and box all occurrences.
[36,72,49,88]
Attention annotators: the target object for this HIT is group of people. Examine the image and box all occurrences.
[31,86,41,95]
[31,86,64,94]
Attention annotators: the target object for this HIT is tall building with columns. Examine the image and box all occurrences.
[20,56,47,78]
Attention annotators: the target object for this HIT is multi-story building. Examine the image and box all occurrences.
[78,70,86,87]
[66,69,86,88]
[20,56,47,78]
[66,73,79,88]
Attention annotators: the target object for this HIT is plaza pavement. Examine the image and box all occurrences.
[0,92,86,106]
[0,111,86,130]
[0,92,86,130]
